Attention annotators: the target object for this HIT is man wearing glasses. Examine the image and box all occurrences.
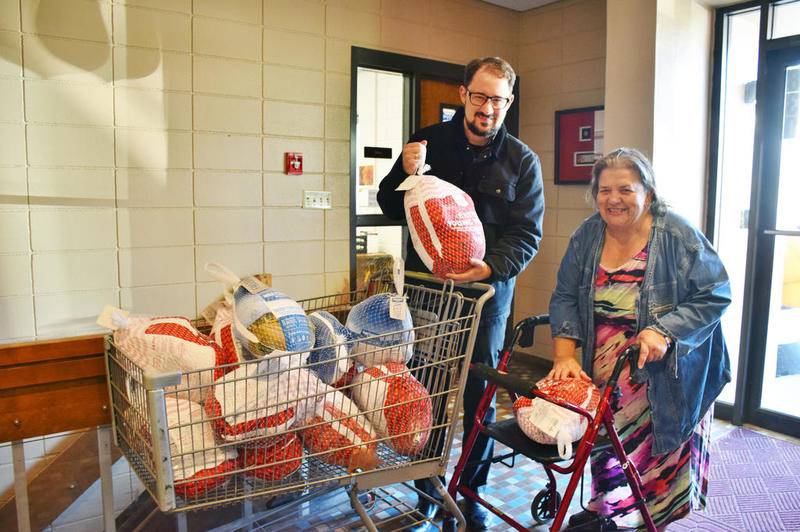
[378,57,544,531]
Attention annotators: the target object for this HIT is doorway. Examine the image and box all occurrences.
[349,48,469,291]
[711,0,800,437]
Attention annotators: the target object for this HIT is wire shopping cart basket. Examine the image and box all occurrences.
[104,272,493,531]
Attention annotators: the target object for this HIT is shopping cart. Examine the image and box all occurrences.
[447,314,657,532]
[104,272,493,531]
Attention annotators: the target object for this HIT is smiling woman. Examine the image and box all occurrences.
[548,147,732,530]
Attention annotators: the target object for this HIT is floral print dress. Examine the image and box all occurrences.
[587,247,712,529]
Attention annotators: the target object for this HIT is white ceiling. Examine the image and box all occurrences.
[479,0,560,12]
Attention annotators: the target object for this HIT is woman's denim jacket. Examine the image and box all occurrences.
[549,208,732,455]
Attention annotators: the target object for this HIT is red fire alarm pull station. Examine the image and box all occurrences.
[284,152,303,175]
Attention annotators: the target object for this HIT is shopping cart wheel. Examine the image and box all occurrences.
[531,488,561,525]
[352,489,377,512]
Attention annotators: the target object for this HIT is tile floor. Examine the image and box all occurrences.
[232,355,795,532]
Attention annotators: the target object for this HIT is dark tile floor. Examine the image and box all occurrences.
[229,354,790,532]
[246,355,565,531]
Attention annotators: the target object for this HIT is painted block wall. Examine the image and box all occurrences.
[514,0,607,360]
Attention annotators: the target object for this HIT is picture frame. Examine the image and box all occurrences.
[554,105,605,184]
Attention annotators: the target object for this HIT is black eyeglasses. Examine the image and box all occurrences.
[466,90,511,109]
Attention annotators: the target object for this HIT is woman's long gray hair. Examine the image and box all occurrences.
[587,147,666,214]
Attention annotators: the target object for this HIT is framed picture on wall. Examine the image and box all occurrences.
[554,105,604,184]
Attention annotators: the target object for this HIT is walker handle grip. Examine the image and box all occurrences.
[470,363,536,398]
[517,314,549,348]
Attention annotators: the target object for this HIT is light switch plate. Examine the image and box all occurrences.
[303,190,332,209]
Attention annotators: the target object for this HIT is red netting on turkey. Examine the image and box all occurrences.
[402,175,486,278]
[300,389,379,472]
[350,362,432,456]
[237,433,303,486]
[163,397,238,500]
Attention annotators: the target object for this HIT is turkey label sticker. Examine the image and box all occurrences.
[395,175,423,191]
[390,256,407,320]
[389,296,407,320]
[241,276,269,295]
[521,399,573,439]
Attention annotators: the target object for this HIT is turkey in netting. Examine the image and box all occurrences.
[346,293,414,367]
[513,378,601,460]
[402,174,485,278]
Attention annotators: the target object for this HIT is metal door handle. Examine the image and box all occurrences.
[763,229,800,236]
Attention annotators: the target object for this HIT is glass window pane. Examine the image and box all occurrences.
[771,0,800,39]
[715,8,761,404]
[777,66,800,232]
[355,68,406,216]
[760,235,800,417]
[355,225,404,291]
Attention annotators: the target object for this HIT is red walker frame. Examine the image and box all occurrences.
[447,314,657,532]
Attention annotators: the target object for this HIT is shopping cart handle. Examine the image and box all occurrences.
[470,363,536,398]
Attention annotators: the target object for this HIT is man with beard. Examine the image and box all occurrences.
[377,56,544,531]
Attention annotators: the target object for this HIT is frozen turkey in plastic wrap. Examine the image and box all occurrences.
[513,377,601,460]
[163,397,238,500]
[306,310,354,386]
[300,388,378,472]
[346,293,414,367]
[107,312,238,403]
[204,361,321,443]
[232,276,314,362]
[350,362,432,456]
[399,173,486,278]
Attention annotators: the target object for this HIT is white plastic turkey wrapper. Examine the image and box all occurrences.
[210,362,323,441]
[307,311,352,385]
[113,315,232,403]
[165,397,236,481]
[346,293,415,367]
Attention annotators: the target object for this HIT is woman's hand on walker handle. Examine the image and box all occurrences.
[548,337,591,381]
[635,328,670,369]
[547,356,591,382]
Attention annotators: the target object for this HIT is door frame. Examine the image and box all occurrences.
[710,1,800,437]
[738,44,800,435]
[348,47,521,290]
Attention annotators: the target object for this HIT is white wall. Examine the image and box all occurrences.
[653,0,713,227]
[0,0,519,344]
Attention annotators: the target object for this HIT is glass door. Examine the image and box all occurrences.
[712,6,761,405]
[744,46,800,434]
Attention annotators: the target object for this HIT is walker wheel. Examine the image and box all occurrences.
[531,488,561,525]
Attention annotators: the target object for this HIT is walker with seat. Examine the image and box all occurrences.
[446,314,657,532]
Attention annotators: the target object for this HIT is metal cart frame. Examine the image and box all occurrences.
[104,272,493,531]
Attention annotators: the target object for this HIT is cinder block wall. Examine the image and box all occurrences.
[0,0,523,530]
[514,0,606,360]
[0,0,519,343]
